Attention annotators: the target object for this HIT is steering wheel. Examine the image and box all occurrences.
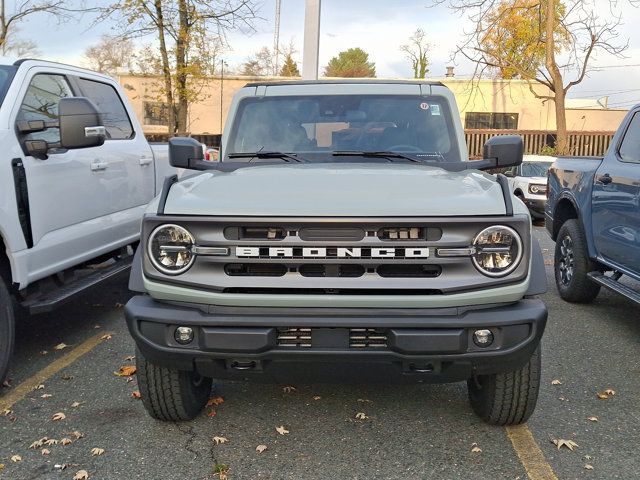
[386,145,422,152]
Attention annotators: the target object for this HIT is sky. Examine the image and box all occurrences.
[12,0,640,109]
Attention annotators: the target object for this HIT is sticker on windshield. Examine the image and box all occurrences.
[430,104,441,115]
[419,102,429,110]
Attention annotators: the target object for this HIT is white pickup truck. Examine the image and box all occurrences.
[0,59,175,383]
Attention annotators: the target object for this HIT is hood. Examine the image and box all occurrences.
[163,163,507,217]
[526,176,547,184]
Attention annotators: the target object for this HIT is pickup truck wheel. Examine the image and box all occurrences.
[554,219,601,303]
[467,345,541,426]
[136,348,212,421]
[0,275,15,384]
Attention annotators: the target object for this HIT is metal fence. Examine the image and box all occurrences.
[465,129,615,158]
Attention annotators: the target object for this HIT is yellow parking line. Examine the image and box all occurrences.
[506,424,559,480]
[0,332,110,412]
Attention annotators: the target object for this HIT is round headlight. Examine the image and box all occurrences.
[472,225,523,277]
[148,224,195,275]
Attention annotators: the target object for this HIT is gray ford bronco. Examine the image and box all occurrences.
[125,80,548,426]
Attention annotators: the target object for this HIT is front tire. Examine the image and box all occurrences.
[0,274,15,384]
[554,219,601,303]
[467,346,541,426]
[136,348,212,421]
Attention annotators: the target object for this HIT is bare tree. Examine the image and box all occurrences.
[99,0,259,135]
[400,28,430,78]
[0,28,40,56]
[242,46,273,76]
[83,36,133,77]
[432,0,628,154]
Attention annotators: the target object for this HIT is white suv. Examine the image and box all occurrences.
[505,155,554,219]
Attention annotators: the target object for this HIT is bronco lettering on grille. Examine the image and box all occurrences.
[235,247,429,258]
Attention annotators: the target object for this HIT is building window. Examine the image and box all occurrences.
[465,112,518,130]
[143,101,170,126]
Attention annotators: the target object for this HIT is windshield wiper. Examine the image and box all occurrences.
[228,151,304,163]
[331,150,424,163]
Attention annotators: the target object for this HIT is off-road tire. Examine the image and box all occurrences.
[467,345,541,426]
[136,348,212,421]
[0,274,15,384]
[554,219,601,303]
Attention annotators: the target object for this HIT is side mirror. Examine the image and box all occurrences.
[503,169,515,177]
[483,135,523,169]
[169,137,208,170]
[58,97,106,149]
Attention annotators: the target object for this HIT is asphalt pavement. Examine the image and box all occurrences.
[1,226,639,480]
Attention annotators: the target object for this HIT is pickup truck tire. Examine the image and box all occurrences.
[554,219,601,303]
[0,275,15,384]
[136,348,212,421]
[467,345,541,426]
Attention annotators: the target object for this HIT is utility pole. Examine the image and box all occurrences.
[220,60,225,134]
[302,0,321,80]
[273,0,281,75]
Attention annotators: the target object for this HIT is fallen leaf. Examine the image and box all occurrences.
[551,379,562,385]
[0,463,4,471]
[41,448,51,456]
[33,384,45,390]
[124,355,135,362]
[126,377,134,383]
[275,425,289,435]
[355,412,368,420]
[29,439,44,449]
[584,455,592,460]
[54,464,68,470]
[282,386,297,393]
[114,365,136,377]
[40,350,48,355]
[604,389,615,396]
[115,303,124,308]
[91,447,105,456]
[558,396,568,402]
[207,409,217,417]
[100,334,112,340]
[207,396,224,406]
[256,444,267,453]
[10,455,22,463]
[71,431,84,439]
[585,464,594,470]
[73,470,89,480]
[71,402,81,408]
[1,408,11,416]
[54,343,67,350]
[357,398,372,403]
[52,412,66,421]
[312,396,321,401]
[41,393,53,399]
[587,416,598,422]
[212,436,228,445]
[131,391,141,399]
[61,374,74,381]
[60,438,73,446]
[552,438,579,451]
[471,443,482,453]
[94,325,101,329]
[44,439,58,446]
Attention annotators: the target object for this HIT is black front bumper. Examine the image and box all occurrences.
[125,296,547,384]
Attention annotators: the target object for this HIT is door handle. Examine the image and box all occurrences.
[139,157,153,166]
[597,173,612,185]
[90,161,108,171]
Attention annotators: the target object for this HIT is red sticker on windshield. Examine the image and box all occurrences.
[419,102,429,110]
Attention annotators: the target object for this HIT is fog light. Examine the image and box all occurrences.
[473,329,494,347]
[174,326,194,345]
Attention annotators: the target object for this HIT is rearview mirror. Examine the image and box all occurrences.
[59,97,106,149]
[169,137,208,170]
[483,135,523,169]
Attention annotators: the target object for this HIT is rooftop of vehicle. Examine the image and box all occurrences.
[243,79,446,88]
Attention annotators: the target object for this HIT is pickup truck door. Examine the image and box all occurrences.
[12,68,154,283]
[591,109,640,275]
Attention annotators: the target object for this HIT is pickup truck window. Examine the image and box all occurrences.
[17,74,73,144]
[0,65,17,107]
[77,78,134,140]
[521,162,552,177]
[227,95,460,162]
[618,112,640,163]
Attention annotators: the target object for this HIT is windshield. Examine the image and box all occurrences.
[521,162,552,177]
[226,94,461,162]
[0,65,16,107]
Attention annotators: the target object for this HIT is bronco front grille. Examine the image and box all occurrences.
[276,328,388,349]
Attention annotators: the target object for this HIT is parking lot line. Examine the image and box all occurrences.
[506,424,558,480]
[0,332,109,412]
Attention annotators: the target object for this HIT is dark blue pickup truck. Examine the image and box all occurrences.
[546,105,640,304]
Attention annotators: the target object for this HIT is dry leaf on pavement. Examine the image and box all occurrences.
[52,412,66,421]
[131,391,141,399]
[207,396,224,406]
[604,389,615,396]
[10,455,22,463]
[587,416,598,422]
[312,396,321,400]
[41,393,52,399]
[471,443,482,453]
[212,436,228,445]
[91,448,105,456]
[73,470,89,480]
[54,343,67,350]
[552,438,579,451]
[207,409,217,417]
[355,412,368,420]
[124,355,135,362]
[33,384,45,390]
[71,431,85,439]
[71,402,81,408]
[114,365,136,377]
[0,464,4,471]
[61,374,74,381]
[60,438,73,446]
[41,448,50,456]
[29,439,44,449]
[585,464,594,470]
[275,426,289,435]
[256,444,267,453]
[44,439,58,446]
[282,386,297,393]
[100,334,112,340]
[551,379,562,385]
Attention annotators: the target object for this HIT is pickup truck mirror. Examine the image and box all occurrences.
[169,137,208,170]
[58,97,106,150]
[482,135,523,169]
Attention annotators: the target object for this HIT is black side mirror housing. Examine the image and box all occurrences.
[483,135,523,169]
[59,97,106,149]
[169,137,207,170]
